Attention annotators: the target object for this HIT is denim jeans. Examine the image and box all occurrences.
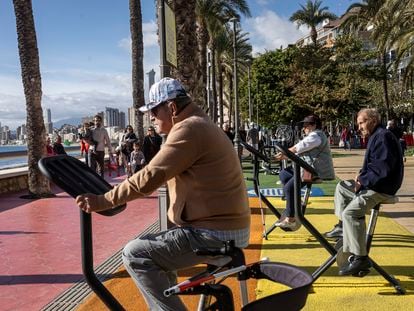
[122,227,227,311]
[279,167,295,217]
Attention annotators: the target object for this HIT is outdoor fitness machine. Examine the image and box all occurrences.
[245,142,405,294]
[39,155,127,310]
[38,155,315,310]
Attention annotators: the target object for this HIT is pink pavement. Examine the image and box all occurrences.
[0,173,158,311]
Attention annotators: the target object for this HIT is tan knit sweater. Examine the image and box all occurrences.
[102,103,250,231]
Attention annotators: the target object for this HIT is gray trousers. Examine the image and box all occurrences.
[122,227,228,311]
[334,180,392,256]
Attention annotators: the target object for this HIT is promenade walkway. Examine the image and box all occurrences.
[0,172,159,311]
[0,150,413,310]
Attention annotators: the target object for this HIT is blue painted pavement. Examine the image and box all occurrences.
[247,187,325,197]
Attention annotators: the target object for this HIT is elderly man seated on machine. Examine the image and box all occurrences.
[275,114,335,230]
[75,77,250,310]
[324,108,404,276]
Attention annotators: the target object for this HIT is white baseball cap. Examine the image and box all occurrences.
[139,77,188,112]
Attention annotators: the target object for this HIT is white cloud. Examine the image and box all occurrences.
[118,20,158,53]
[244,10,308,55]
[1,22,161,130]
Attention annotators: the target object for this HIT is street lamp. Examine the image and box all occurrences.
[247,59,252,123]
[230,17,241,162]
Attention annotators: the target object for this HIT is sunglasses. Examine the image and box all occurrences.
[150,101,168,117]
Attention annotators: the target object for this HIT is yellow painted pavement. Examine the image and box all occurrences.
[249,197,414,311]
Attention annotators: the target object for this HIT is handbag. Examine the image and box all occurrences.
[301,133,328,183]
[302,169,313,183]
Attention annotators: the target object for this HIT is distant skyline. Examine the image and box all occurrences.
[0,0,355,130]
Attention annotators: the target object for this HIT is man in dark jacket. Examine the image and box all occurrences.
[325,108,404,276]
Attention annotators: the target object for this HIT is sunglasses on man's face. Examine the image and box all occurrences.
[150,102,167,117]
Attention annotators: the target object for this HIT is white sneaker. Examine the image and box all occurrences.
[275,219,301,231]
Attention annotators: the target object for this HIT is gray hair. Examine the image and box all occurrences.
[358,108,381,126]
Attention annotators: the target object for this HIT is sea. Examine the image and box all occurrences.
[0,145,81,170]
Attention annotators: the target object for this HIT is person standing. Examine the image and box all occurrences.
[75,78,250,310]
[129,141,145,175]
[89,115,112,177]
[45,136,55,156]
[222,123,235,142]
[142,125,162,164]
[79,122,95,166]
[325,108,403,275]
[52,135,67,155]
[118,125,137,174]
[246,122,259,149]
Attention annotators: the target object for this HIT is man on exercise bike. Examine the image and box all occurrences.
[325,108,403,276]
[75,77,250,311]
[275,114,335,230]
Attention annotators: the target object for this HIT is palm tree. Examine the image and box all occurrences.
[214,28,232,126]
[129,0,145,143]
[196,0,250,116]
[377,0,414,85]
[218,24,252,127]
[290,0,337,45]
[13,0,51,198]
[340,0,390,117]
[166,0,204,107]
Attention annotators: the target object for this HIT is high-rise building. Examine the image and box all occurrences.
[44,108,53,134]
[119,111,126,129]
[44,108,52,123]
[105,107,120,127]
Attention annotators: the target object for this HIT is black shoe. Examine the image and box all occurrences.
[338,255,372,276]
[324,225,343,239]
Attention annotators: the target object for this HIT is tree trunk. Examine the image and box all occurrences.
[197,19,209,107]
[129,0,145,143]
[211,45,218,123]
[170,0,204,108]
[13,0,51,197]
[218,64,224,127]
[228,73,233,127]
[311,25,317,45]
[381,52,390,120]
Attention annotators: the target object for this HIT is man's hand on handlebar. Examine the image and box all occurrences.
[275,146,296,161]
[76,194,113,213]
[275,152,286,161]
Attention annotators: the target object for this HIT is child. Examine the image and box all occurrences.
[78,122,96,165]
[129,141,145,176]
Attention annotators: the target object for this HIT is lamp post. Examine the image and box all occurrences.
[158,0,170,78]
[231,17,241,162]
[247,59,252,123]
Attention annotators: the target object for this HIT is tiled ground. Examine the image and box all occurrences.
[0,173,158,311]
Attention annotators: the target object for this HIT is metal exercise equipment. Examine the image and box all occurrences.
[165,240,313,311]
[39,155,127,310]
[241,140,316,238]
[274,144,405,294]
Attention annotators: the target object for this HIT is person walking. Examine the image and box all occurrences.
[89,115,112,177]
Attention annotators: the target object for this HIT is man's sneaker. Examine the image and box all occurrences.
[275,219,301,231]
[324,225,343,239]
[338,255,372,276]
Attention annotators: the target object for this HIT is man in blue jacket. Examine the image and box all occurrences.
[325,108,404,275]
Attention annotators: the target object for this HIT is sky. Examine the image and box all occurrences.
[0,0,356,130]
